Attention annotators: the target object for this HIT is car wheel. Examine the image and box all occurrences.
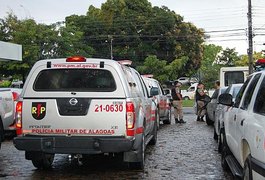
[183,96,190,100]
[243,155,253,180]
[32,153,54,169]
[163,108,171,124]
[206,113,214,126]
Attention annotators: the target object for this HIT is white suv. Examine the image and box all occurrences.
[219,70,265,179]
[13,56,158,170]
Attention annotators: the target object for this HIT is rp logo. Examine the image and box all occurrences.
[32,102,46,120]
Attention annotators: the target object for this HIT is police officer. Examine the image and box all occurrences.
[171,81,186,123]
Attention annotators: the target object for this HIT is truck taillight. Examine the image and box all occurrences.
[126,102,135,136]
[15,101,22,135]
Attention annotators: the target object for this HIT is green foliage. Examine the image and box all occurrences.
[182,99,194,107]
[0,80,11,87]
[235,52,264,66]
[137,55,169,82]
[0,0,205,80]
[217,48,240,66]
[199,44,222,89]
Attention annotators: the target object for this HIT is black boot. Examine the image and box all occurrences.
[200,116,204,122]
[175,118,180,124]
[179,119,186,123]
[196,116,200,121]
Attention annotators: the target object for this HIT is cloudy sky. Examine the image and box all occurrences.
[0,0,265,55]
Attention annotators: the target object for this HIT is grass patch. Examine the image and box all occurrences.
[182,99,194,107]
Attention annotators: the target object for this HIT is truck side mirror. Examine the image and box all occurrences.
[150,87,159,96]
[218,93,233,106]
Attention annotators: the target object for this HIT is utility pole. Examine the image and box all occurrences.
[248,0,253,74]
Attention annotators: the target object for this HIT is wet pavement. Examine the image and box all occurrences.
[0,107,233,179]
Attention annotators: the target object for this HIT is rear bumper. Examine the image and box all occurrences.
[13,135,134,154]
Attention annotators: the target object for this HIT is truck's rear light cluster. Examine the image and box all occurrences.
[15,101,23,135]
[126,102,135,136]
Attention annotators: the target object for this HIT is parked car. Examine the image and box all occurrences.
[219,71,265,179]
[177,77,190,85]
[143,77,172,126]
[214,83,242,152]
[13,56,158,170]
[205,87,227,126]
[181,83,198,100]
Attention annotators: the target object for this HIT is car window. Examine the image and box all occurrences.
[232,86,241,98]
[34,69,116,92]
[224,71,244,86]
[254,76,265,115]
[240,73,261,110]
[234,76,252,108]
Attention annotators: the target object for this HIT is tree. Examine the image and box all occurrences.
[137,55,169,82]
[199,44,222,88]
[65,0,205,73]
[216,48,240,66]
[235,52,264,66]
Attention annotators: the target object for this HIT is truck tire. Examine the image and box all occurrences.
[213,128,218,141]
[129,133,145,170]
[218,128,225,153]
[243,155,253,180]
[163,108,171,124]
[0,118,4,149]
[150,115,158,145]
[221,129,230,171]
[31,152,54,169]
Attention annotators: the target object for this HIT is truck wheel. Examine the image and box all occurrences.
[129,133,145,170]
[218,128,225,153]
[150,115,158,145]
[213,128,218,141]
[243,155,253,180]
[32,153,54,169]
[163,108,171,124]
[156,110,160,130]
[206,113,213,126]
[221,129,230,171]
[0,118,4,149]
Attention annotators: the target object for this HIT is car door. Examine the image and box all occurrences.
[233,73,261,162]
[226,76,252,154]
[250,75,265,165]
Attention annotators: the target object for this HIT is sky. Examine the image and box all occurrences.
[0,0,265,55]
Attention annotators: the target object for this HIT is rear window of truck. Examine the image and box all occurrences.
[33,69,116,92]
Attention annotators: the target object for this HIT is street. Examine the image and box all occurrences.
[0,107,233,180]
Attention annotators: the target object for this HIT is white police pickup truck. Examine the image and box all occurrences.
[0,88,16,148]
[13,56,158,170]
[219,70,265,179]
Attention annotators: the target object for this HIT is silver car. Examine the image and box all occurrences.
[214,83,243,152]
[206,87,227,126]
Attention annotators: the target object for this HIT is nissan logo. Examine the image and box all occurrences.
[69,98,78,106]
